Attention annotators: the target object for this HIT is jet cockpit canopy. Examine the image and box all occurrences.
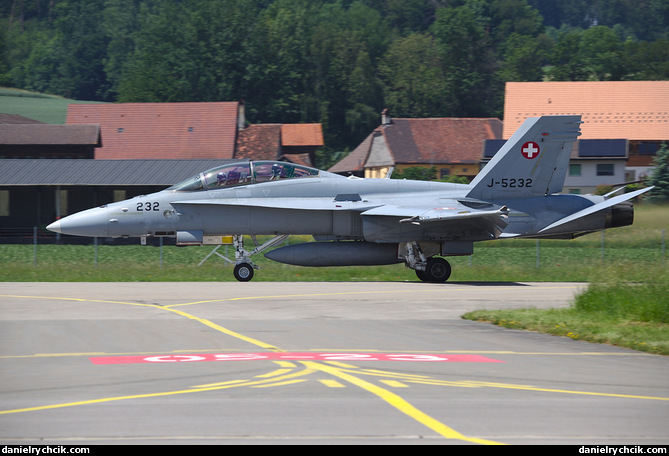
[167,161,320,192]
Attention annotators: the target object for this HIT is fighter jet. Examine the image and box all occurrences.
[47,115,651,282]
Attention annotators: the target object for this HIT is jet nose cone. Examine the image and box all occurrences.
[46,220,62,234]
[47,207,110,237]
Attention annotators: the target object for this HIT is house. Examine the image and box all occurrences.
[485,137,629,194]
[67,101,324,166]
[0,114,100,159]
[503,81,669,187]
[236,123,323,167]
[329,111,503,179]
[0,102,324,238]
[66,102,240,160]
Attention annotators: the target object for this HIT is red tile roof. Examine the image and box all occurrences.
[504,81,669,140]
[281,124,324,146]
[66,102,239,159]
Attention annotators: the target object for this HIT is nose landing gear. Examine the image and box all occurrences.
[230,234,289,282]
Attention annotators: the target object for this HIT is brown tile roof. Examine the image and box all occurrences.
[0,114,46,124]
[384,118,503,165]
[278,153,313,167]
[503,81,669,140]
[66,102,239,159]
[328,117,502,174]
[328,132,373,173]
[235,124,281,160]
[0,124,100,145]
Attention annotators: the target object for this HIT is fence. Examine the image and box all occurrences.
[18,227,667,268]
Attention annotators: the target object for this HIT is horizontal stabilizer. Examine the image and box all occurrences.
[539,187,652,234]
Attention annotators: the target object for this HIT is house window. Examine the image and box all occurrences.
[0,190,9,216]
[113,190,127,202]
[597,164,614,176]
[569,164,581,176]
[59,190,68,216]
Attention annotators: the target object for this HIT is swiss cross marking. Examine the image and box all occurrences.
[521,141,540,159]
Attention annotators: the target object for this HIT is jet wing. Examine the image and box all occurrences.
[361,204,508,225]
[360,204,510,240]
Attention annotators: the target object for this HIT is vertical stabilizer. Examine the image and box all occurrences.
[467,115,581,200]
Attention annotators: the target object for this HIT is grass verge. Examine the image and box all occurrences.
[463,269,669,355]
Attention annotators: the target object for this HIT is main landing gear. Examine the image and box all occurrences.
[415,257,452,283]
[404,241,452,283]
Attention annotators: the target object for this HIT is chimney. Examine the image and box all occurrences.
[237,100,246,130]
[381,108,391,126]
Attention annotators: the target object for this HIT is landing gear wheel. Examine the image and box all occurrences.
[421,258,451,283]
[415,269,427,281]
[233,262,254,282]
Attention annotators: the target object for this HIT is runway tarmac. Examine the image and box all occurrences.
[1,281,667,445]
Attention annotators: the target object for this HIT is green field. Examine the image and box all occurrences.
[0,87,102,123]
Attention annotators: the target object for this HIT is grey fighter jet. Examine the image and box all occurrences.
[47,115,651,282]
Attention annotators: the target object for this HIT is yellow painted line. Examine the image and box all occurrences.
[302,361,504,445]
[1,367,317,415]
[163,284,583,308]
[403,379,669,401]
[192,379,249,388]
[320,379,345,388]
[469,382,669,401]
[0,384,250,415]
[255,368,294,378]
[160,306,281,352]
[324,361,359,368]
[0,295,156,308]
[251,379,308,388]
[380,380,408,388]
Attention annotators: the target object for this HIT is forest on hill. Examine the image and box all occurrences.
[1,0,668,153]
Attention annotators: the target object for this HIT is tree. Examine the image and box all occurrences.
[579,25,624,80]
[49,0,111,100]
[645,143,669,202]
[547,28,588,81]
[498,32,549,82]
[378,32,452,118]
[391,166,437,181]
[117,1,199,102]
[431,4,501,117]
